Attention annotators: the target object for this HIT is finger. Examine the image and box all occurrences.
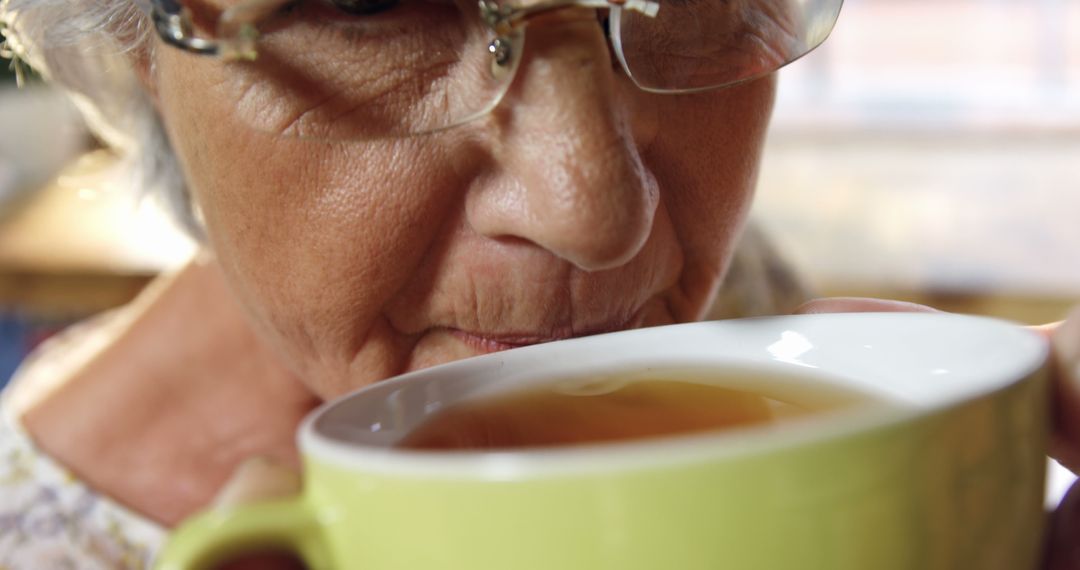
[1045,479,1080,570]
[794,297,942,315]
[213,456,303,507]
[1051,306,1080,474]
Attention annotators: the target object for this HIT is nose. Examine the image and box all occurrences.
[466,14,659,272]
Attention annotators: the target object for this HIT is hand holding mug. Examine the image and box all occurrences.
[156,313,1052,570]
[796,299,1080,570]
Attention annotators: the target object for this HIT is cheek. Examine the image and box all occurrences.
[643,77,776,303]
[156,54,466,369]
[654,76,774,228]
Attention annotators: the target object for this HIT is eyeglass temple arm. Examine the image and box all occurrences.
[481,0,659,36]
[151,0,660,59]
[149,0,292,60]
[151,0,220,55]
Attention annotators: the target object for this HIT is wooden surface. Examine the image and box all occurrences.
[0,151,195,316]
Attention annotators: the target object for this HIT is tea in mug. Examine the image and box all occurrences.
[396,376,860,451]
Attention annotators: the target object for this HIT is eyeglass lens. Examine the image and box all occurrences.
[203,0,840,140]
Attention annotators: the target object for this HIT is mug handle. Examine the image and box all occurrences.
[154,497,334,570]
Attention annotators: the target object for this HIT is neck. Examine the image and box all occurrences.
[14,256,320,526]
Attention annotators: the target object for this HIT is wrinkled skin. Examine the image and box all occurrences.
[155,14,776,400]
[18,8,777,538]
[153,9,1079,569]
[20,3,1079,569]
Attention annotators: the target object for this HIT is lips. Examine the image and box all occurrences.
[449,309,645,354]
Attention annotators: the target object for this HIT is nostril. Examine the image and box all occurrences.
[564,231,650,272]
[465,163,658,273]
[548,194,656,271]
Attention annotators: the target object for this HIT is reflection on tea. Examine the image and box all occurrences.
[396,377,859,451]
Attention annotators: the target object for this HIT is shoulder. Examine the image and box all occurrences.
[0,408,163,570]
[0,310,167,569]
[3,306,132,419]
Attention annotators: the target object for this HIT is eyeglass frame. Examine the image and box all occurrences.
[149,0,661,69]
[145,0,842,138]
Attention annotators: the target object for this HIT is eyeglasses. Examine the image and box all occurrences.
[149,0,842,140]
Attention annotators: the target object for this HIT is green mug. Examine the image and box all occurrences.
[155,313,1050,570]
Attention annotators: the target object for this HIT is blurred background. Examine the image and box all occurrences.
[0,26,197,385]
[752,0,1079,505]
[756,0,1079,322]
[0,0,1077,489]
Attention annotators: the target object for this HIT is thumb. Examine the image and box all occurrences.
[213,456,303,507]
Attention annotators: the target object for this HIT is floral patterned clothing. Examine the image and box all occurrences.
[0,312,166,570]
[0,403,165,570]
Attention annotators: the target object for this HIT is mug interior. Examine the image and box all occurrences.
[304,313,1047,474]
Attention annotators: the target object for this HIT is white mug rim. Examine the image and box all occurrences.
[299,313,1048,478]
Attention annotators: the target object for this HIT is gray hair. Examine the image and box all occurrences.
[0,0,204,239]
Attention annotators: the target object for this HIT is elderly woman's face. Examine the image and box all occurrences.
[152,13,776,399]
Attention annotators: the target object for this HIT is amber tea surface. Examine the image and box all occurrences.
[396,377,859,451]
